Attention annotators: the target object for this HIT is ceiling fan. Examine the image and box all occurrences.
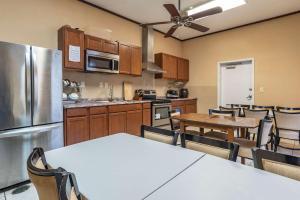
[142,0,223,38]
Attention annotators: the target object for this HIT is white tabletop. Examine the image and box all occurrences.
[46,133,204,200]
[145,154,300,200]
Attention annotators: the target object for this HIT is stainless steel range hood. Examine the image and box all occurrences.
[142,26,165,74]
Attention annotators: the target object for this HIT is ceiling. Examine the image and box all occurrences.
[83,0,300,40]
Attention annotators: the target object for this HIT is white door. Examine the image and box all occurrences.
[219,60,254,106]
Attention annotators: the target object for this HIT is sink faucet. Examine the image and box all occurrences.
[108,84,114,101]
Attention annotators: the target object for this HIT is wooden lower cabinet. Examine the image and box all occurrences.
[66,116,89,145]
[171,100,197,114]
[143,108,151,126]
[127,110,143,136]
[90,114,108,139]
[173,105,186,114]
[109,112,127,134]
[185,103,197,113]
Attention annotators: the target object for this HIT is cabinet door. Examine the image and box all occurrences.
[119,44,131,74]
[131,46,142,76]
[163,54,177,79]
[173,105,186,114]
[109,112,127,134]
[127,110,143,136]
[85,35,102,51]
[66,116,89,145]
[143,108,151,126]
[177,58,189,81]
[185,102,197,114]
[90,114,108,139]
[102,40,119,54]
[58,26,84,71]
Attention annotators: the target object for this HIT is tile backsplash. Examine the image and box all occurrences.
[63,71,173,99]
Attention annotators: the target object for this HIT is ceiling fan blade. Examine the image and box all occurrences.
[164,4,180,17]
[189,6,222,20]
[186,23,209,32]
[164,25,179,38]
[142,21,172,26]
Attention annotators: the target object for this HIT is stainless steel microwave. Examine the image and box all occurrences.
[85,50,119,73]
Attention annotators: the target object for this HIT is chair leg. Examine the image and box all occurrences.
[252,133,256,141]
[265,144,269,151]
[274,137,280,152]
[241,157,245,164]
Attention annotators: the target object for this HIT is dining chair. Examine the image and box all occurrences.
[169,109,201,136]
[204,109,235,141]
[219,106,241,117]
[181,133,239,162]
[276,106,300,113]
[233,119,273,161]
[141,125,179,145]
[252,148,300,181]
[231,104,250,117]
[252,105,274,117]
[244,109,269,140]
[273,110,300,152]
[27,148,84,200]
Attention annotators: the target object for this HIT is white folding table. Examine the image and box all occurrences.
[46,133,204,200]
[145,154,300,200]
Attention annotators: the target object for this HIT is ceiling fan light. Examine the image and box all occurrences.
[187,0,246,16]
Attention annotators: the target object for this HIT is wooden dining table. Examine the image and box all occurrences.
[172,113,260,142]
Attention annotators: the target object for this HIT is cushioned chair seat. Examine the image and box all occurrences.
[234,138,256,159]
[204,131,227,140]
[144,131,174,145]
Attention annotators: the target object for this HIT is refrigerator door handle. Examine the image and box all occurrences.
[32,51,38,116]
[25,48,32,122]
[0,124,62,139]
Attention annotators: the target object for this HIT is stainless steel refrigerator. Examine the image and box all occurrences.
[0,41,64,189]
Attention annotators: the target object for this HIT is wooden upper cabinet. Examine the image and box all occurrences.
[119,44,132,74]
[58,25,84,71]
[131,46,142,76]
[85,35,102,51]
[102,39,118,54]
[155,53,178,80]
[177,58,189,81]
[85,35,119,54]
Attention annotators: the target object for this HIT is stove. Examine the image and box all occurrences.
[135,89,172,127]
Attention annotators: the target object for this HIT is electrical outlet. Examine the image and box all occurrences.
[259,87,264,93]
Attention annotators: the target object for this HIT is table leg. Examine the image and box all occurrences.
[241,128,246,138]
[227,128,234,142]
[199,128,204,135]
[180,121,186,133]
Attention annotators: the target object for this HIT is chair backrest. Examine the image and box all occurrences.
[209,109,235,117]
[244,109,268,120]
[252,148,300,181]
[231,104,250,109]
[256,119,273,147]
[27,148,82,200]
[141,125,179,145]
[273,111,300,131]
[276,106,300,113]
[252,105,275,117]
[181,133,239,162]
[169,109,181,130]
[219,106,240,117]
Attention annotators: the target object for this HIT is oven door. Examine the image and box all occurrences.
[86,50,119,73]
[152,104,171,127]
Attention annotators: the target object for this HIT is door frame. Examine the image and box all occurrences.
[217,58,255,107]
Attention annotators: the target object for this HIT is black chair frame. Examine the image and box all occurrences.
[255,119,274,150]
[169,109,180,130]
[27,148,82,200]
[208,109,235,116]
[219,106,241,117]
[252,148,300,170]
[276,106,300,111]
[141,125,179,146]
[181,133,239,162]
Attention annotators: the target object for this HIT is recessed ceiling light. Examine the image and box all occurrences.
[187,0,247,16]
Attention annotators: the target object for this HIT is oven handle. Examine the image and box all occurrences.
[152,104,171,108]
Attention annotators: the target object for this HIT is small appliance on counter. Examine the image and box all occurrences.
[179,88,189,98]
[166,89,179,99]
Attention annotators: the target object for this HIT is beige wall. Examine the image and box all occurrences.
[183,13,300,113]
[0,0,182,98]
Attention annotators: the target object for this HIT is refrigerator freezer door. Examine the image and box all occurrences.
[32,47,63,125]
[0,41,31,131]
[0,123,64,189]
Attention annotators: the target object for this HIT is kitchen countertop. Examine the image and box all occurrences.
[63,97,197,109]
